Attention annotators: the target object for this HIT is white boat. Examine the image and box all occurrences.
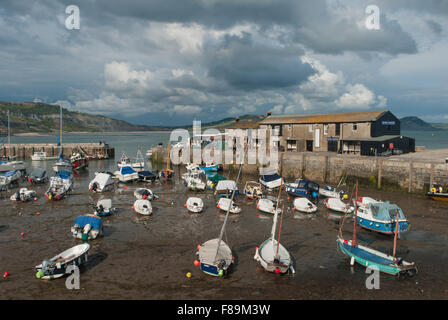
[259,168,282,189]
[133,199,153,215]
[217,198,241,214]
[114,165,139,182]
[185,197,204,213]
[354,196,377,207]
[319,185,344,198]
[53,156,73,172]
[0,111,26,173]
[89,172,116,192]
[244,181,263,199]
[256,198,282,215]
[185,175,206,191]
[134,188,158,200]
[45,170,73,200]
[35,243,90,280]
[324,197,354,213]
[10,188,37,202]
[31,151,58,161]
[94,199,115,217]
[0,169,22,186]
[132,149,145,170]
[146,149,152,159]
[293,197,317,213]
[71,214,103,240]
[117,152,132,168]
[215,180,239,198]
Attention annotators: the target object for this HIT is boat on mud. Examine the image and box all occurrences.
[71,215,103,240]
[185,197,205,213]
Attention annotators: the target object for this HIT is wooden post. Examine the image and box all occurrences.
[408,160,413,193]
[323,155,328,183]
[301,153,305,178]
[430,163,434,188]
[377,159,382,189]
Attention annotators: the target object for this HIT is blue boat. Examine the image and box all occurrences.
[71,215,103,240]
[284,179,319,201]
[200,163,219,172]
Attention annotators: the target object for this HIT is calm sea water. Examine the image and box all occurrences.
[402,130,448,149]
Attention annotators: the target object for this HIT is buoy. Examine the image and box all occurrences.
[293,206,296,210]
[186,272,192,278]
[194,260,200,266]
[36,270,44,279]
[28,178,32,182]
[217,204,220,208]
[287,197,290,201]
[275,268,280,274]
[161,195,164,199]
[20,232,24,237]
[142,195,147,199]
[124,186,127,190]
[184,203,187,207]
[33,197,37,201]
[256,205,259,209]
[35,212,40,215]
[350,256,355,266]
[3,272,9,278]
[197,244,201,251]
[343,194,348,200]
[218,269,224,277]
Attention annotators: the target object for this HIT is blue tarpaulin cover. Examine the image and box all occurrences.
[261,174,281,182]
[2,170,17,177]
[73,216,102,230]
[121,166,136,174]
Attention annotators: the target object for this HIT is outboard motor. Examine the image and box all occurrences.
[41,259,55,275]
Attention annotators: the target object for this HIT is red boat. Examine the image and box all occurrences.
[70,153,89,170]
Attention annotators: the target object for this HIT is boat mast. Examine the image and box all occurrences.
[352,180,358,247]
[58,105,62,156]
[275,203,285,259]
[271,180,283,241]
[7,110,10,157]
[213,162,243,263]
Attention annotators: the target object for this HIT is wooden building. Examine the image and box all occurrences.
[258,110,415,156]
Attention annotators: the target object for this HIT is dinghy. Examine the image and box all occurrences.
[94,199,115,217]
[254,180,293,274]
[89,172,116,192]
[185,175,207,191]
[45,169,72,200]
[10,188,37,202]
[337,181,417,276]
[35,243,90,280]
[319,185,344,198]
[293,197,317,213]
[185,197,205,213]
[134,188,158,200]
[31,151,58,161]
[71,215,103,240]
[53,155,73,172]
[200,162,219,172]
[26,168,48,184]
[259,168,282,189]
[214,180,239,198]
[132,199,153,215]
[138,169,159,182]
[114,165,139,183]
[217,197,241,214]
[325,197,354,214]
[244,181,263,199]
[256,199,281,215]
[285,178,320,201]
[195,163,243,277]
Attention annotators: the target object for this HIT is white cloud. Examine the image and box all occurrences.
[334,83,376,109]
[172,105,202,114]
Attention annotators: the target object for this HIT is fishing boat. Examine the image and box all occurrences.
[336,181,417,277]
[26,168,48,184]
[185,197,205,213]
[89,172,116,192]
[217,197,241,214]
[138,169,159,182]
[94,199,115,217]
[194,163,243,277]
[292,197,317,213]
[285,178,320,202]
[0,111,26,173]
[425,186,448,202]
[45,169,73,200]
[134,188,158,200]
[0,169,22,186]
[71,214,103,240]
[132,199,153,215]
[10,188,37,202]
[159,145,174,180]
[254,181,293,274]
[324,197,354,214]
[114,165,139,183]
[214,180,239,198]
[256,198,281,215]
[31,151,58,161]
[244,181,263,199]
[35,243,90,280]
[70,152,89,171]
[355,199,410,235]
[259,168,282,189]
[117,152,132,168]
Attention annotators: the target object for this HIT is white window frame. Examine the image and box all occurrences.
[323,124,329,135]
[308,124,313,132]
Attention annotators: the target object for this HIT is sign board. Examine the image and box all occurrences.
[381,121,395,125]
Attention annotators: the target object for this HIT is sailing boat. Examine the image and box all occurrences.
[52,105,72,172]
[336,181,417,276]
[0,110,26,173]
[254,181,294,274]
[159,144,174,180]
[194,163,243,277]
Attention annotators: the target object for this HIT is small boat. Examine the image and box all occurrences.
[214,180,239,198]
[114,165,139,183]
[71,214,103,240]
[293,197,317,213]
[206,173,226,190]
[185,197,205,213]
[138,169,159,182]
[256,199,281,215]
[319,185,344,198]
[184,174,206,191]
[0,169,22,186]
[35,243,90,280]
[117,152,132,168]
[132,199,153,215]
[325,197,354,213]
[217,198,241,214]
[53,155,73,172]
[45,169,73,200]
[31,151,58,161]
[10,188,37,202]
[200,162,219,172]
[132,149,145,170]
[94,199,115,217]
[355,200,410,234]
[337,181,417,277]
[89,172,116,192]
[285,178,320,201]
[426,186,448,202]
[259,168,282,189]
[244,181,263,199]
[70,152,89,171]
[134,188,158,200]
[26,168,48,184]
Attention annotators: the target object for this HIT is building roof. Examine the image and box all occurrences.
[260,110,389,125]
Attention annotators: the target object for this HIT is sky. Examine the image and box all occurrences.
[0,0,447,126]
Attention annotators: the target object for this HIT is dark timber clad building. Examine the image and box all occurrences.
[258,110,415,156]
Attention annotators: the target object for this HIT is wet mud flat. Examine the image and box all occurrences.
[1,163,448,300]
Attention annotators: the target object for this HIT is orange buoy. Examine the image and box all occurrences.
[194,260,200,266]
[124,186,127,190]
[275,267,280,274]
[293,206,296,210]
[35,212,40,215]
[132,206,135,210]
[197,244,201,250]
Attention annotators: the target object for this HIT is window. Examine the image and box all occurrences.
[287,124,292,130]
[323,124,329,135]
[286,140,297,150]
[353,123,358,131]
[309,124,313,132]
[335,123,340,136]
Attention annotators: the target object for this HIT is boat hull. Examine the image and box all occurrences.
[356,217,409,234]
[254,239,291,274]
[426,192,448,202]
[197,239,233,277]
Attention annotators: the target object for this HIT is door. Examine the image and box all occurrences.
[328,140,338,152]
[306,140,313,152]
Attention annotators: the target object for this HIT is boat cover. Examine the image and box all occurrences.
[260,173,281,182]
[73,216,102,230]
[367,202,406,221]
[2,170,17,177]
[121,166,136,174]
[56,170,71,179]
[215,180,237,191]
[199,238,232,266]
